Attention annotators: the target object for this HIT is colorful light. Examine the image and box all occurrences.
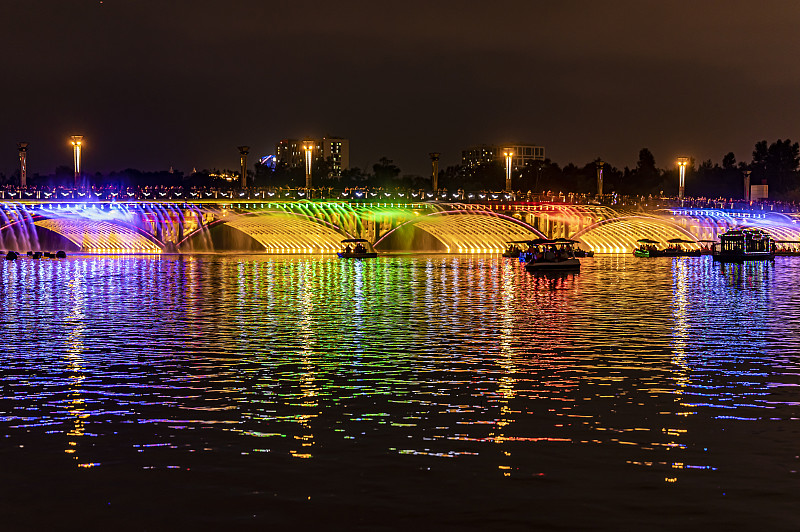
[70,135,83,189]
[677,157,689,200]
[503,149,514,192]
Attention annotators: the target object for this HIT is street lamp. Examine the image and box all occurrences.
[596,159,604,198]
[503,149,514,192]
[237,146,250,189]
[302,141,314,191]
[17,142,29,188]
[429,152,440,192]
[70,135,83,189]
[743,170,751,202]
[677,157,689,200]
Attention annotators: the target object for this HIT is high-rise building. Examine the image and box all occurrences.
[321,137,349,177]
[461,145,497,171]
[276,137,349,178]
[461,143,545,171]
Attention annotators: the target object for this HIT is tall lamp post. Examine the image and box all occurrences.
[429,152,440,192]
[743,170,751,202]
[70,135,83,189]
[503,149,514,192]
[677,157,689,200]
[302,140,314,193]
[237,146,249,188]
[596,159,604,198]
[17,142,29,188]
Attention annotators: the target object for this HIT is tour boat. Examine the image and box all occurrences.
[524,239,581,272]
[633,238,658,257]
[572,246,594,258]
[659,238,702,257]
[556,238,593,257]
[634,238,701,258]
[503,241,528,258]
[337,238,378,259]
[774,241,800,256]
[712,228,775,262]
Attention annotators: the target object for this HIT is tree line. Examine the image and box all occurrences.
[261,139,800,199]
[257,139,800,199]
[3,139,799,199]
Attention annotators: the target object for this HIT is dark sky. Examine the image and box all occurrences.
[3,0,800,177]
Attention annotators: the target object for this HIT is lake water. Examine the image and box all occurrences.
[1,254,799,531]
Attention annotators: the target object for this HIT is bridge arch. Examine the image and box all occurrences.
[0,215,163,253]
[177,211,352,253]
[375,210,545,253]
[572,215,698,253]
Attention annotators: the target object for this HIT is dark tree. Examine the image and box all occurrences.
[751,140,768,177]
[341,166,368,187]
[601,164,624,194]
[634,148,661,194]
[371,157,401,188]
[720,154,743,198]
[437,165,463,191]
[722,152,736,170]
[469,160,504,190]
[519,160,562,193]
[692,159,718,197]
[560,163,580,193]
[750,139,800,195]
[398,174,429,189]
[266,161,304,188]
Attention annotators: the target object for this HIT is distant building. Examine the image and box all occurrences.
[275,137,350,178]
[275,139,317,169]
[461,145,497,171]
[461,143,545,171]
[321,137,349,177]
[750,184,768,201]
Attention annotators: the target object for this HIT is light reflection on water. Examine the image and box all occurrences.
[1,255,799,529]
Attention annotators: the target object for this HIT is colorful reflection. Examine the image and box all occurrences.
[0,255,799,528]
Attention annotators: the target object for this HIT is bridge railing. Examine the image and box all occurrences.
[0,186,798,213]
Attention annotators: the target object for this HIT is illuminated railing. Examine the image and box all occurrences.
[2,187,799,212]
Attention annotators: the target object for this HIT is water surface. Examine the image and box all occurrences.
[1,255,798,530]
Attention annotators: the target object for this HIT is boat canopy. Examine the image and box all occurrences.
[720,229,771,240]
[341,238,370,243]
[637,238,659,244]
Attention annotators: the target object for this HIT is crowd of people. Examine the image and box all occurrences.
[343,242,367,254]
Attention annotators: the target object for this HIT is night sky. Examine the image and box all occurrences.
[3,0,800,178]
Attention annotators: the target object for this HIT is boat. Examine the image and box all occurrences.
[634,238,701,257]
[698,240,716,255]
[774,241,800,256]
[524,239,580,272]
[712,228,775,262]
[519,238,552,263]
[658,238,702,257]
[557,238,594,257]
[633,238,659,257]
[337,238,378,259]
[502,240,528,258]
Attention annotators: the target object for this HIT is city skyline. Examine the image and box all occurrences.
[3,2,800,177]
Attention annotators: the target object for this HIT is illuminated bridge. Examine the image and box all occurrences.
[1,197,799,255]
